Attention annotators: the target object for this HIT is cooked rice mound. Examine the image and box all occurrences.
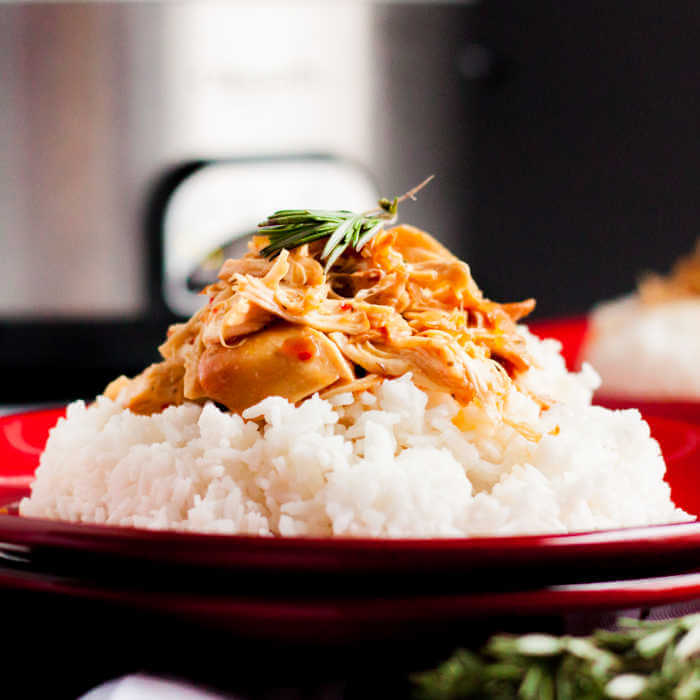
[582,240,700,400]
[582,296,700,400]
[20,329,691,536]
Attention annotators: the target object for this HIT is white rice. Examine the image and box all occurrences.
[20,328,692,537]
[582,296,700,400]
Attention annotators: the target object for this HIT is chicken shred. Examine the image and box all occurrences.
[638,239,700,305]
[105,225,539,424]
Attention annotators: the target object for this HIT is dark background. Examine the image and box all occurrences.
[472,0,700,316]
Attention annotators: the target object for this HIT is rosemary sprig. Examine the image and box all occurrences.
[411,614,700,699]
[257,175,434,269]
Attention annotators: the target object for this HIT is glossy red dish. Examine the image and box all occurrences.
[529,316,700,424]
[0,565,698,642]
[0,406,698,588]
[0,402,698,641]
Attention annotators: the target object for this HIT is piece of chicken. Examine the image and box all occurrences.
[639,239,700,304]
[198,323,354,414]
[104,359,185,415]
[104,223,539,421]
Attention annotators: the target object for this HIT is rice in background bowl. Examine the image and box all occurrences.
[582,296,700,401]
[581,241,700,402]
[20,327,692,537]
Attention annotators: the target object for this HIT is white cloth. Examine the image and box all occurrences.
[80,675,235,700]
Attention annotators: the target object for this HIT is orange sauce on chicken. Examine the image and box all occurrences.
[105,225,538,420]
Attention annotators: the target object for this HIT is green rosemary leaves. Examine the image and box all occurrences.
[257,175,434,270]
[411,614,700,699]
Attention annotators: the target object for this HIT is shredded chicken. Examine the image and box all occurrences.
[638,239,700,305]
[106,225,538,421]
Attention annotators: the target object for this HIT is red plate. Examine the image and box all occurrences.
[0,565,698,642]
[529,316,700,424]
[0,406,698,640]
[0,407,698,585]
[529,315,591,371]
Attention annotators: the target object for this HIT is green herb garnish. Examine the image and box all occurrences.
[411,614,700,699]
[257,175,434,270]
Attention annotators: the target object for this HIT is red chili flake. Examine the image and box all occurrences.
[212,305,220,313]
[209,297,215,304]
[280,337,317,362]
[340,303,354,311]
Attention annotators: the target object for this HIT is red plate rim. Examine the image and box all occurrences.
[0,565,698,641]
